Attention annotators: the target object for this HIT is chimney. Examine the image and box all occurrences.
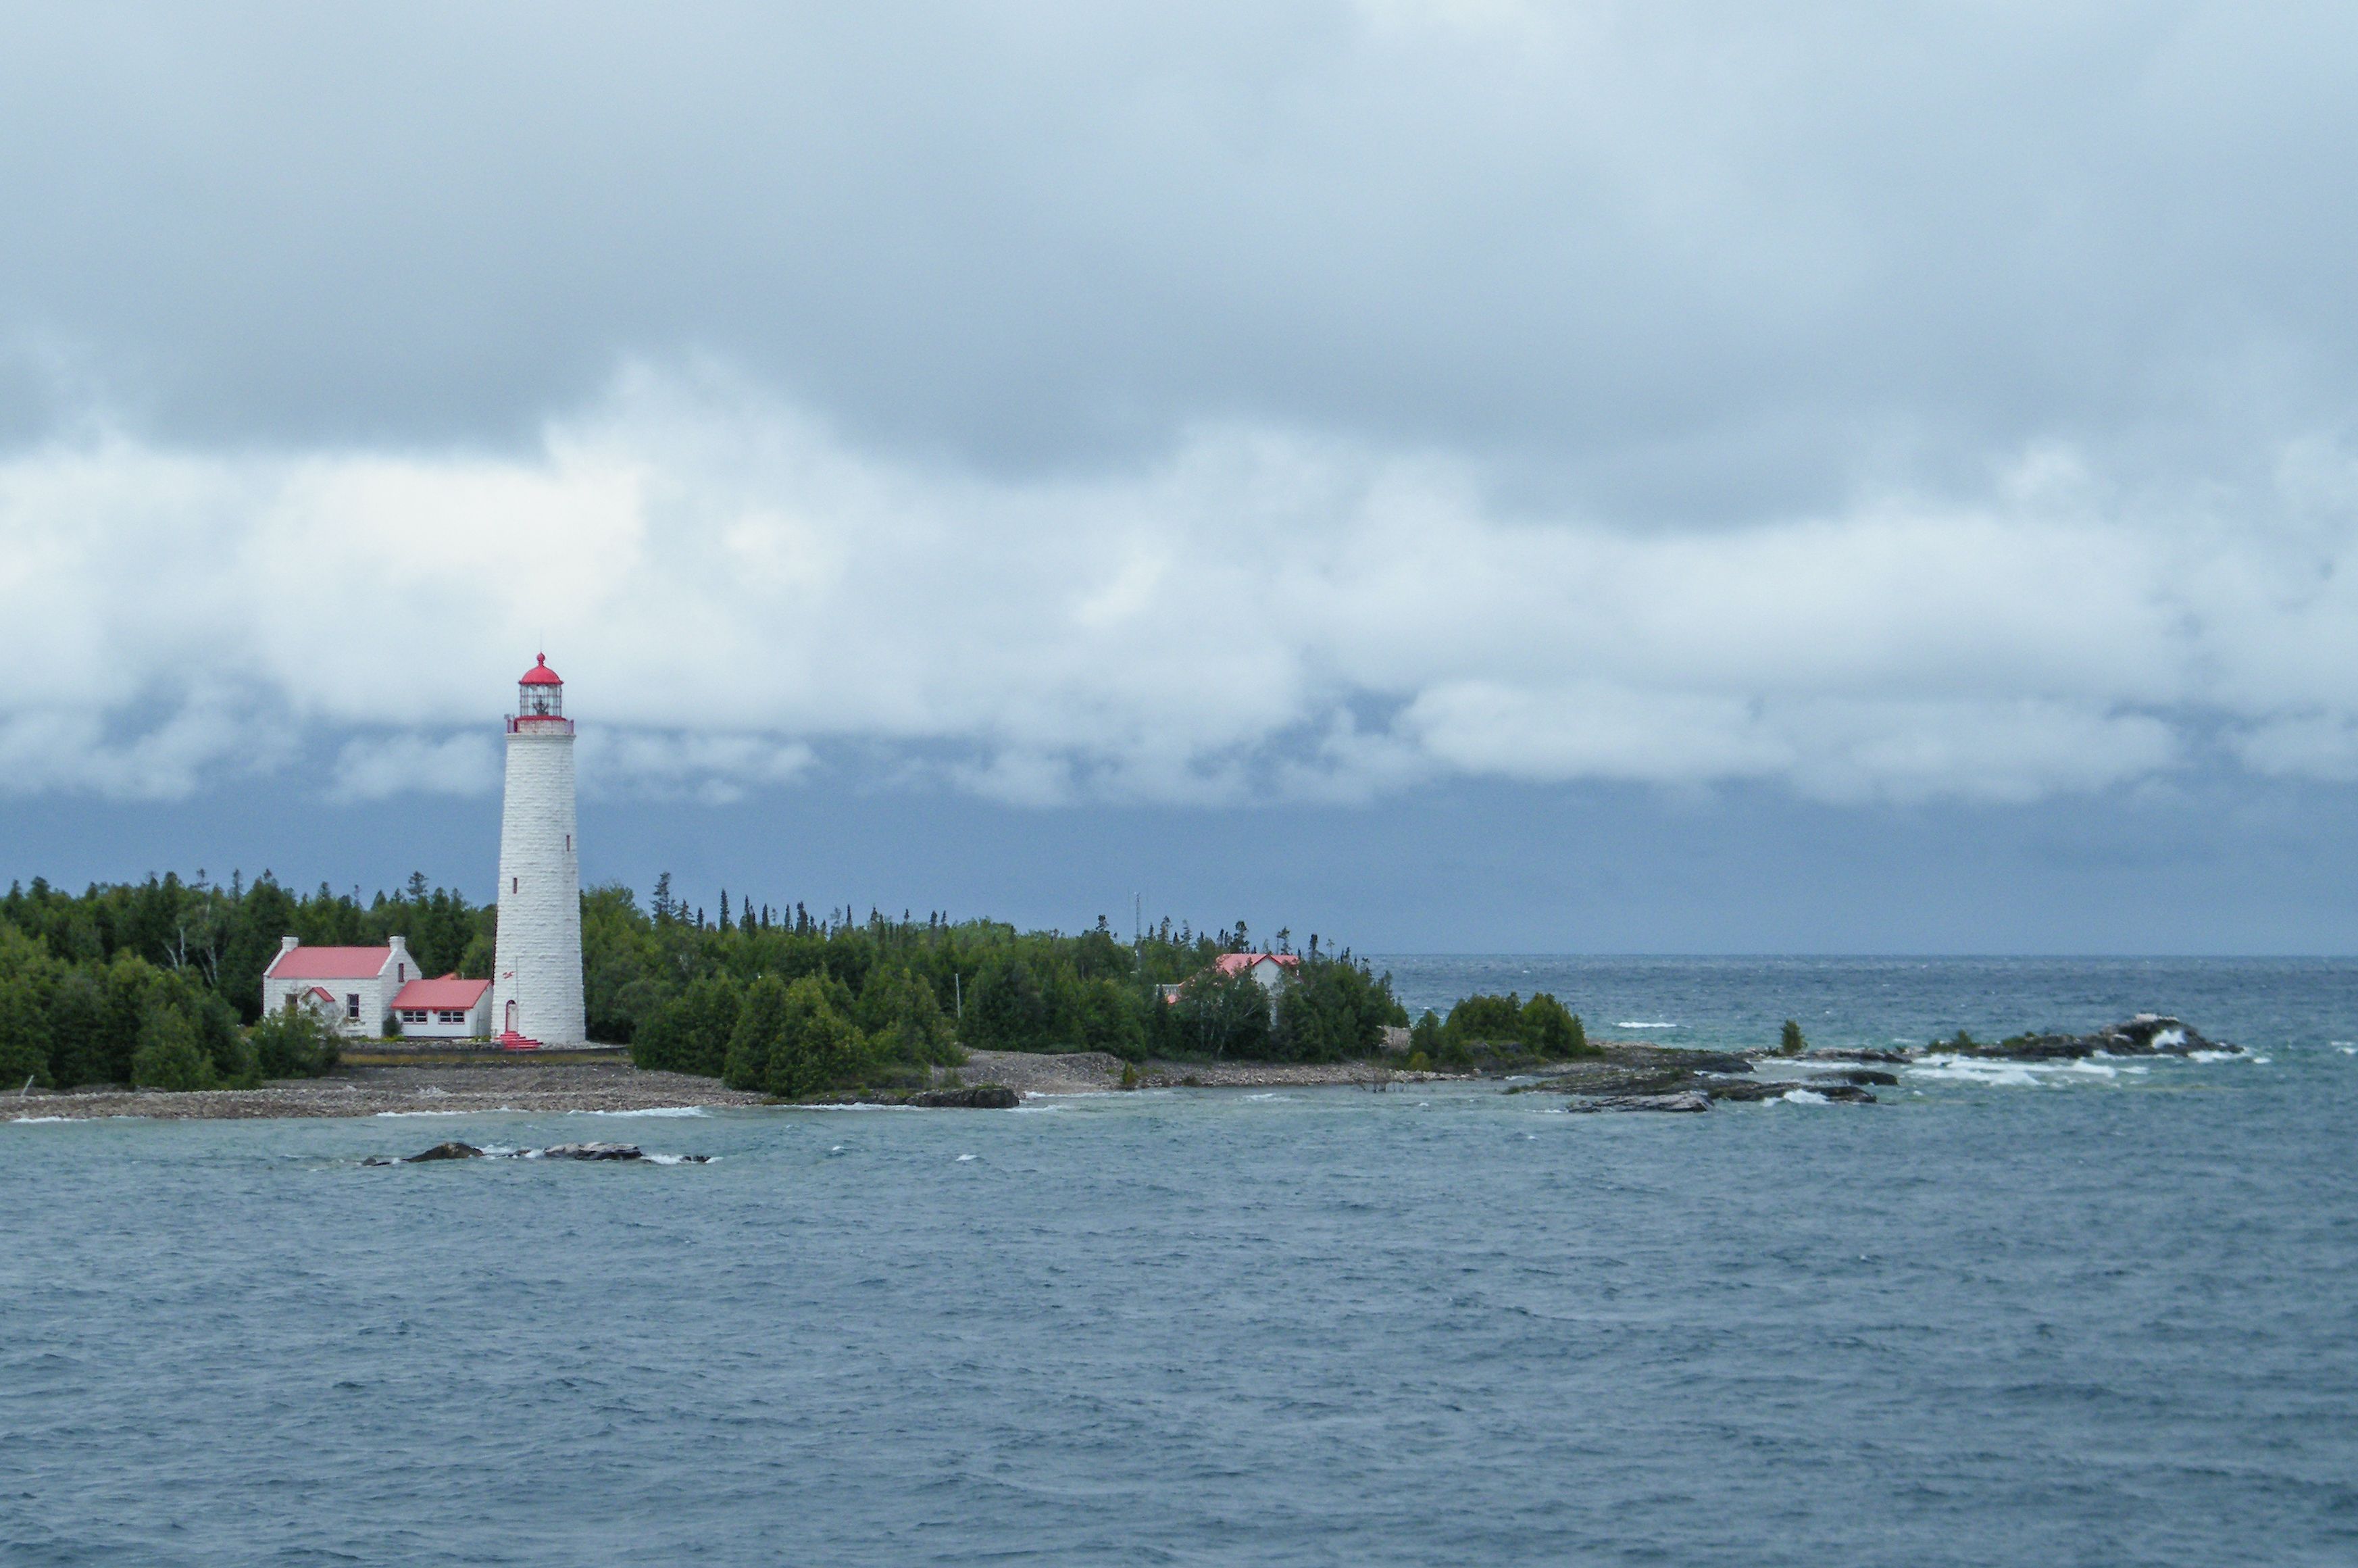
[280,936,299,953]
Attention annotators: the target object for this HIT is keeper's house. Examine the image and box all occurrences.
[261,936,492,1039]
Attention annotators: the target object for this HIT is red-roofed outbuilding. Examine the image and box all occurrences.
[391,976,494,1038]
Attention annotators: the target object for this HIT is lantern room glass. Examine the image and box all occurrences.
[520,679,563,717]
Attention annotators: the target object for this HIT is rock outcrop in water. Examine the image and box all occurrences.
[1938,1015,2240,1059]
[366,1140,711,1165]
[907,1085,1022,1109]
[1511,1044,1875,1111]
[1515,1015,2238,1112]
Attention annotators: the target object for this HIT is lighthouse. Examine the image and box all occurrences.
[491,655,586,1046]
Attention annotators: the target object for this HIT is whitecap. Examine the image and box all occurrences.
[2187,1050,2241,1063]
[2339,1044,2357,1055]
[645,1153,716,1165]
[9,1115,72,1123]
[956,1153,977,1162]
[1245,1092,1295,1102]
[1779,1088,1830,1105]
[1615,1021,1679,1030]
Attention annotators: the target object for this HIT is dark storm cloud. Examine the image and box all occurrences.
[5,2,2355,515]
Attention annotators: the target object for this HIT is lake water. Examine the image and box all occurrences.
[5,957,2356,1565]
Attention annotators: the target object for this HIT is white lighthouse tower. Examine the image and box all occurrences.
[491,654,586,1046]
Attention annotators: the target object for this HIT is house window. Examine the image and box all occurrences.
[400,1009,429,1023]
[345,994,361,1019]
[436,1009,465,1024]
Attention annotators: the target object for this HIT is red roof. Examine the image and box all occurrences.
[307,986,338,1005]
[1213,953,1301,977]
[520,654,563,686]
[268,945,395,980]
[393,975,491,1010]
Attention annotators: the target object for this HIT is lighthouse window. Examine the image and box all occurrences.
[565,834,571,851]
[511,877,519,894]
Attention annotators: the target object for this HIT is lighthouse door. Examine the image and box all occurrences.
[505,1000,518,1034]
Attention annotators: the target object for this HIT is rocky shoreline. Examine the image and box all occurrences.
[2,1017,2236,1121]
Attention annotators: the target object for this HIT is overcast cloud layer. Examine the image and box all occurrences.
[3,1,2356,815]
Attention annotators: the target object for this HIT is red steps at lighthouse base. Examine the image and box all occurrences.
[495,1031,544,1052]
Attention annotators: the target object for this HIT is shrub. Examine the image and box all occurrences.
[1520,992,1592,1057]
[1779,1019,1807,1056]
[130,1006,214,1090]
[250,1008,338,1078]
[1445,992,1524,1046]
[1405,1050,1431,1072]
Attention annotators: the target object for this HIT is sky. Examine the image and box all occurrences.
[3,1,2357,951]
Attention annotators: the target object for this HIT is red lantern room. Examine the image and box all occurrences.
[513,654,570,729]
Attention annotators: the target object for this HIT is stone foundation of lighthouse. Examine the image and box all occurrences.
[492,691,586,1046]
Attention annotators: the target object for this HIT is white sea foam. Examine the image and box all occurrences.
[566,1106,711,1117]
[374,1109,473,1117]
[2187,1050,2241,1063]
[1245,1092,1296,1102]
[2251,1056,2272,1064]
[9,1115,72,1123]
[645,1153,713,1165]
[1907,1055,2045,1088]
[956,1153,977,1162]
[1615,1021,1679,1030]
[2338,1044,2357,1055]
[1778,1088,1830,1105]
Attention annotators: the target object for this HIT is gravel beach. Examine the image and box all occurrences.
[5,1049,1461,1120]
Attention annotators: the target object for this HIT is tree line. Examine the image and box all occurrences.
[0,872,1413,1093]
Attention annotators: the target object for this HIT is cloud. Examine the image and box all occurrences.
[1,367,2353,807]
[330,733,501,803]
[3,7,2358,813]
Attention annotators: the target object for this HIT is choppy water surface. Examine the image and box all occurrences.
[6,958,2357,1566]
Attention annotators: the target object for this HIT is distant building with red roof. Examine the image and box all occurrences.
[1161,951,1303,1006]
[1214,952,1301,993]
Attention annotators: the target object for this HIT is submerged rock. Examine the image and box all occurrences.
[365,1140,485,1165]
[1562,1091,1713,1113]
[1707,1080,1875,1104]
[908,1084,1021,1109]
[369,1139,711,1165]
